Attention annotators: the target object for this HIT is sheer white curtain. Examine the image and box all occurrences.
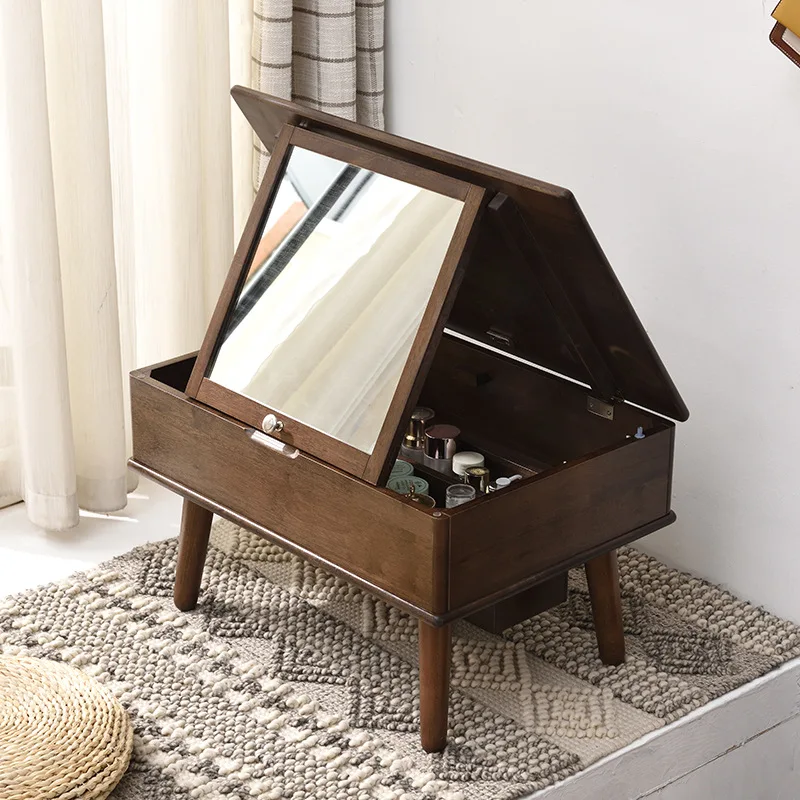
[0,1,253,529]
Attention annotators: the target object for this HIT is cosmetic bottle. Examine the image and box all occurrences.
[423,424,460,473]
[464,466,490,494]
[399,407,435,463]
[451,451,484,478]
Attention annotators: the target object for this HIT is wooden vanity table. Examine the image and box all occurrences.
[130,88,688,753]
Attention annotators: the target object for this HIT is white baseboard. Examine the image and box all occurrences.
[529,657,800,799]
[641,712,800,799]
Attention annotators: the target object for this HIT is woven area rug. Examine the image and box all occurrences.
[2,520,799,800]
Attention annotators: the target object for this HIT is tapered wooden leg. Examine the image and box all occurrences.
[174,499,213,611]
[418,620,451,753]
[585,550,626,665]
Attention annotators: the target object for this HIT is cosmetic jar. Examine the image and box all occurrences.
[423,424,460,472]
[387,475,429,496]
[464,465,491,494]
[390,459,414,479]
[445,483,476,508]
[399,407,435,462]
[452,451,484,477]
[405,486,436,508]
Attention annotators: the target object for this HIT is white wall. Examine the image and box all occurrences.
[386,1,800,621]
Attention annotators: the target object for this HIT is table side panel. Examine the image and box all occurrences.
[131,373,444,612]
[448,426,674,608]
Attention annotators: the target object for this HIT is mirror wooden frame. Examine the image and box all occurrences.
[186,123,485,485]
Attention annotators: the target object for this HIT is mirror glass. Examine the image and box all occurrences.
[208,145,465,454]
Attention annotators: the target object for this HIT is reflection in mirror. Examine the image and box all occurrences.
[209,146,465,454]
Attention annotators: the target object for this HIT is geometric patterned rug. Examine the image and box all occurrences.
[1,519,799,800]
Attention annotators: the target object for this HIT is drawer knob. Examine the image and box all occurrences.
[261,413,284,434]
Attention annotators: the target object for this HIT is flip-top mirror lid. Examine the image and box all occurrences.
[187,120,486,486]
[233,87,688,422]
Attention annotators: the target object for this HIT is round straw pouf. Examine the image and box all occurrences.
[0,655,133,800]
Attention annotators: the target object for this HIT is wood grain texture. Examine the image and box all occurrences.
[231,87,571,208]
[131,368,446,612]
[486,193,619,402]
[447,425,674,609]
[185,124,295,397]
[231,87,689,422]
[418,620,451,753]
[195,378,369,476]
[421,334,657,467]
[439,512,676,625]
[189,123,485,486]
[290,127,473,200]
[585,550,626,665]
[174,499,213,611]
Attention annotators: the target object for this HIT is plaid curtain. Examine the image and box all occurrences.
[251,0,385,189]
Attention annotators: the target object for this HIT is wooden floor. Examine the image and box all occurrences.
[2,477,798,799]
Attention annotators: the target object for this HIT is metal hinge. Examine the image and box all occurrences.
[587,394,624,420]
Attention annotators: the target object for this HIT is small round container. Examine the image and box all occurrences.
[424,425,460,460]
[390,459,414,479]
[464,465,491,494]
[451,451,485,477]
[445,483,476,508]
[405,488,436,508]
[387,475,429,496]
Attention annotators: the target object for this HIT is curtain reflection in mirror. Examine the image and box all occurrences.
[210,147,464,454]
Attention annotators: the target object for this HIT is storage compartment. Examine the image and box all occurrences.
[131,354,449,617]
[395,332,676,613]
[420,333,661,474]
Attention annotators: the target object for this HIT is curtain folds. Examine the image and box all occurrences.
[0,0,384,530]
[251,0,385,187]
[0,0,248,529]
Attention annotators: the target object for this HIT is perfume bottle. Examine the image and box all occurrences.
[399,407,435,463]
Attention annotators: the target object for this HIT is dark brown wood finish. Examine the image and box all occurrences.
[192,124,485,486]
[418,620,451,753]
[467,574,567,634]
[232,88,689,422]
[421,334,657,467]
[132,93,689,752]
[439,512,675,625]
[196,378,369,476]
[486,193,619,403]
[133,355,677,625]
[133,458,459,625]
[131,364,449,612]
[446,425,674,609]
[291,127,473,200]
[174,499,213,611]
[186,124,295,398]
[585,551,626,665]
